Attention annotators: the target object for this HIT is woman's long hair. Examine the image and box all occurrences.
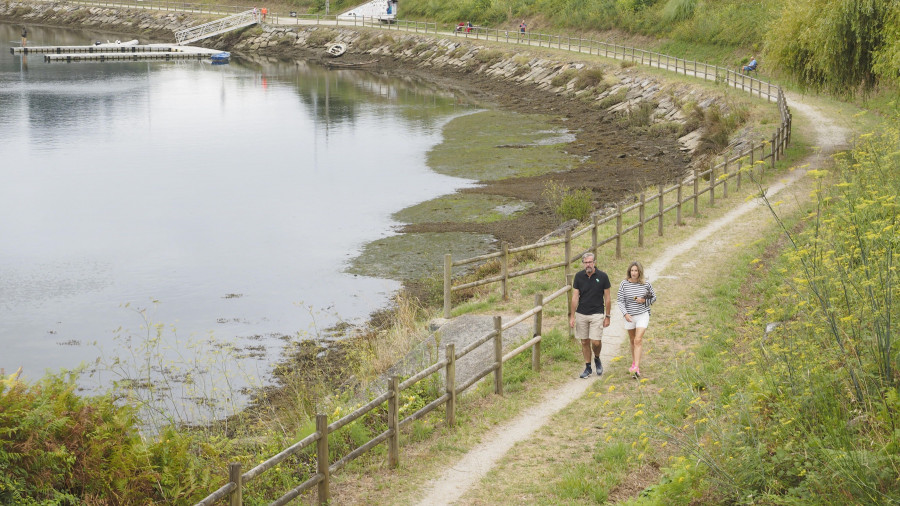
[626,261,645,284]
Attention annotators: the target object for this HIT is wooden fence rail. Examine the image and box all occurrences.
[196,284,570,505]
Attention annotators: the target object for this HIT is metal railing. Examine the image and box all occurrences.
[174,9,259,44]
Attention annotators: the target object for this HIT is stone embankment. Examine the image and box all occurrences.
[228,25,752,155]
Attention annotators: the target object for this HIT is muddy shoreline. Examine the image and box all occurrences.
[279,47,691,247]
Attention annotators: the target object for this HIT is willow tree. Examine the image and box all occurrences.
[765,0,895,94]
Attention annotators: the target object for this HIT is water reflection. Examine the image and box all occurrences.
[0,22,476,426]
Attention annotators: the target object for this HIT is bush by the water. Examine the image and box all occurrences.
[542,181,593,222]
[0,370,213,503]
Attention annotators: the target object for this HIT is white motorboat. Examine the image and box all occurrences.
[94,39,139,47]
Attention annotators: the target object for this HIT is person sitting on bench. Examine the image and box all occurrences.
[742,56,758,74]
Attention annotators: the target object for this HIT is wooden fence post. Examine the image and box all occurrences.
[709,164,716,207]
[566,273,575,338]
[493,316,503,396]
[750,143,756,175]
[723,159,729,199]
[316,414,330,505]
[657,186,664,237]
[736,158,742,190]
[638,193,645,247]
[445,343,456,426]
[770,134,776,169]
[388,376,399,468]
[676,181,683,226]
[443,254,452,319]
[787,113,792,145]
[229,463,242,506]
[591,215,599,259]
[693,168,699,216]
[564,230,572,281]
[501,241,509,301]
[780,126,786,156]
[615,204,622,259]
[533,293,542,372]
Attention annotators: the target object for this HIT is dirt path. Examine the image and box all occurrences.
[413,96,848,505]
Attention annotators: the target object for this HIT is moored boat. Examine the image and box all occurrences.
[210,51,231,64]
[95,39,139,47]
[326,43,347,57]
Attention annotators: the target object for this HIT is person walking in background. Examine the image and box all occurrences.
[569,252,612,379]
[617,261,656,378]
[21,27,27,47]
[261,7,267,22]
[519,20,527,33]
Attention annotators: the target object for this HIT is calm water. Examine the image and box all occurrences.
[0,23,474,417]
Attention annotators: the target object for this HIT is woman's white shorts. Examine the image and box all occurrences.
[623,312,650,330]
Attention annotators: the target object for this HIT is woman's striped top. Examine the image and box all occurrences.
[617,280,656,316]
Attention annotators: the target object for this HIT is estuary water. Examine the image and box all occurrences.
[0,23,474,418]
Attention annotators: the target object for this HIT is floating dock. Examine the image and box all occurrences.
[10,44,229,63]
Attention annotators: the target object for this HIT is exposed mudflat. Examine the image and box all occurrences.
[370,56,690,246]
[251,43,691,251]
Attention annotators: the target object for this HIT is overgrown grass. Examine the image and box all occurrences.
[639,126,900,502]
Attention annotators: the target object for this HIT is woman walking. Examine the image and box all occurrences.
[617,261,656,378]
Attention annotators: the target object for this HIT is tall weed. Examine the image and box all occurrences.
[542,180,594,222]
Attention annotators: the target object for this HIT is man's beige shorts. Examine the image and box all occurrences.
[575,312,605,341]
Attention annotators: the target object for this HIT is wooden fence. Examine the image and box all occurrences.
[196,285,570,505]
[452,28,780,101]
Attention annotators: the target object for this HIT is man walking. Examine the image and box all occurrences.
[569,252,611,378]
[21,27,27,47]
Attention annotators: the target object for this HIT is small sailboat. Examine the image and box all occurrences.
[325,43,347,57]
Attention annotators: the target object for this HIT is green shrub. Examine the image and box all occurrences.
[649,121,681,137]
[618,100,657,128]
[697,104,747,153]
[448,46,468,59]
[243,25,264,38]
[475,48,505,65]
[542,181,593,221]
[596,88,627,109]
[0,371,212,503]
[662,0,696,22]
[306,28,337,46]
[574,67,604,90]
[551,68,578,87]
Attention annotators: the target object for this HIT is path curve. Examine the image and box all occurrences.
[414,97,848,506]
